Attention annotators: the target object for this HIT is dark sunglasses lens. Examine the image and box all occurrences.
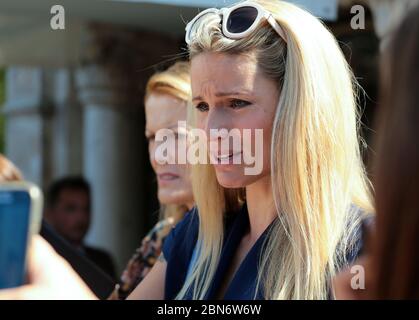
[227,6,258,33]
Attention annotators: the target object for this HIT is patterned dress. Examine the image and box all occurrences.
[110,217,175,300]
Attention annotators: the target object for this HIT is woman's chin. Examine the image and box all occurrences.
[215,172,247,189]
[158,190,191,206]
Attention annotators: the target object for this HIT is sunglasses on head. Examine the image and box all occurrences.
[185,1,287,45]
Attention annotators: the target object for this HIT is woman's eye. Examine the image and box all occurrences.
[230,99,251,109]
[195,102,209,112]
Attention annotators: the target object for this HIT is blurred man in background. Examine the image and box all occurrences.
[44,176,116,281]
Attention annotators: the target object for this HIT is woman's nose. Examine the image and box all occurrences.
[205,108,232,140]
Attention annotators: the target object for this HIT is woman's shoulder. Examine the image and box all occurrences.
[166,207,199,238]
[163,207,200,299]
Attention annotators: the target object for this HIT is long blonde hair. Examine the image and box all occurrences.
[180,0,373,300]
[145,61,192,224]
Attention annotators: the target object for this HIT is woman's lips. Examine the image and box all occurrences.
[210,151,243,164]
[158,172,179,181]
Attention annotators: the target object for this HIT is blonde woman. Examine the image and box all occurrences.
[111,61,194,299]
[1,0,373,300]
[128,0,373,300]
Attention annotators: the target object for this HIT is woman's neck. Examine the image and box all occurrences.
[245,174,276,242]
[186,201,194,211]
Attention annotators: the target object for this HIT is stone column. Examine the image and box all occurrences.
[47,67,83,178]
[2,67,52,187]
[76,64,145,273]
[3,66,84,189]
[75,23,179,273]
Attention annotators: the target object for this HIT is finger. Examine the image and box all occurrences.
[26,235,59,282]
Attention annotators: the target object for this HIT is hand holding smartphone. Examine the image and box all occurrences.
[0,181,96,299]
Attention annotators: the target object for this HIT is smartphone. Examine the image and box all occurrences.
[0,182,43,289]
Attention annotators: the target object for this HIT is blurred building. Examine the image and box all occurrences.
[0,0,417,272]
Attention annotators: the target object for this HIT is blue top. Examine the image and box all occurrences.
[162,203,369,300]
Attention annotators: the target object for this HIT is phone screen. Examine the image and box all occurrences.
[0,190,31,289]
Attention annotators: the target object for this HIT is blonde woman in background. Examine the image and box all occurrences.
[111,61,195,299]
